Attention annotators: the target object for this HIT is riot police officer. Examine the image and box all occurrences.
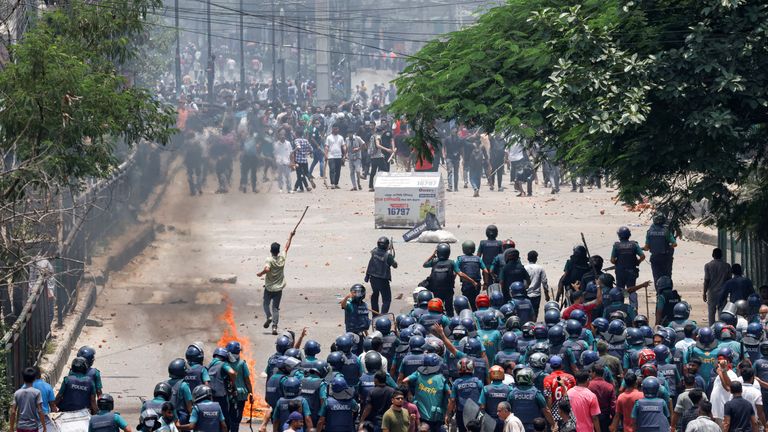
[479,366,511,432]
[299,366,327,428]
[397,335,427,383]
[423,243,457,317]
[141,382,172,414]
[165,358,193,423]
[226,341,253,432]
[186,385,228,432]
[340,284,371,336]
[272,377,313,432]
[644,213,677,284]
[457,240,488,311]
[77,346,103,397]
[373,316,399,365]
[510,282,534,324]
[88,394,131,432]
[611,226,645,310]
[335,334,363,387]
[55,357,97,413]
[318,377,359,432]
[655,276,681,326]
[207,347,237,428]
[448,358,484,432]
[365,236,398,315]
[478,225,503,270]
[184,343,210,393]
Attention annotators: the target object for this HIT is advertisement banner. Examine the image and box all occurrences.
[373,172,445,228]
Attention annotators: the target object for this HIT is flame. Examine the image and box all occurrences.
[217,299,271,423]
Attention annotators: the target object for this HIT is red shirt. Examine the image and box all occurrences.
[616,389,644,432]
[588,376,616,416]
[562,302,599,325]
[567,385,601,432]
[543,370,576,406]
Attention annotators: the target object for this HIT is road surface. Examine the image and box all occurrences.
[63,160,712,420]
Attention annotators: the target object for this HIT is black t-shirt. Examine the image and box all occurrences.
[500,260,530,289]
[365,385,395,424]
[380,130,393,150]
[724,396,754,431]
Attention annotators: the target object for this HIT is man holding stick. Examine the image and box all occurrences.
[257,207,307,335]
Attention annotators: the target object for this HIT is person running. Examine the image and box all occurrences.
[10,367,46,432]
[257,231,295,335]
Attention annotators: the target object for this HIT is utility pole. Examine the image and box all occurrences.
[239,0,245,96]
[279,7,286,92]
[315,0,330,104]
[271,0,277,104]
[206,0,214,104]
[174,0,182,97]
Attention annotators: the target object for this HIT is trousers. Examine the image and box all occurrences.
[263,290,283,324]
[328,158,342,186]
[369,276,391,315]
[650,254,673,284]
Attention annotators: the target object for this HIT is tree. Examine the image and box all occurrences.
[391,0,768,239]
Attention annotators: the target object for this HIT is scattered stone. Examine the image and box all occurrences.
[85,319,103,327]
[209,275,238,284]
[167,225,176,231]
[395,293,404,300]
[600,209,605,215]
[156,224,166,233]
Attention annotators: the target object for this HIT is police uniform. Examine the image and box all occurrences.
[425,258,457,317]
[57,373,96,412]
[366,247,396,315]
[457,254,485,310]
[451,375,483,432]
[646,223,675,284]
[612,239,644,309]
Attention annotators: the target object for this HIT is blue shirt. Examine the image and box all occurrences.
[23,379,55,414]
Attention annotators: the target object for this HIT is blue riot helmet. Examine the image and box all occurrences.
[565,319,583,338]
[499,304,515,320]
[167,358,187,379]
[617,226,631,240]
[284,348,302,360]
[453,296,470,314]
[304,340,321,357]
[505,316,521,332]
[626,328,644,346]
[570,309,588,327]
[481,313,498,330]
[655,276,673,293]
[522,322,536,339]
[185,344,204,364]
[544,309,561,328]
[632,315,649,328]
[448,316,461,333]
[501,332,518,350]
[652,344,671,364]
[399,316,416,330]
[451,325,468,340]
[641,376,660,398]
[436,243,451,260]
[460,318,476,333]
[409,335,426,353]
[548,325,566,345]
[510,282,526,297]
[409,324,427,337]
[192,385,213,403]
[581,350,599,367]
[533,323,548,340]
[416,290,434,307]
[712,322,726,340]
[225,341,242,355]
[489,291,505,308]
[698,327,715,345]
[717,347,734,363]
[374,316,392,334]
[281,377,302,398]
[275,336,292,354]
[639,326,654,345]
[544,301,560,313]
[398,328,413,343]
[607,319,627,336]
[673,302,690,320]
[747,322,764,339]
[464,338,483,356]
[327,352,345,371]
[335,335,353,354]
[549,355,563,370]
[593,317,610,334]
[77,346,96,367]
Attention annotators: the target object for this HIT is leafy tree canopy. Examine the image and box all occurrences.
[0,0,176,201]
[391,0,768,239]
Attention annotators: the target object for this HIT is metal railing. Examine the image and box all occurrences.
[1,278,50,387]
[718,229,768,289]
[2,142,165,389]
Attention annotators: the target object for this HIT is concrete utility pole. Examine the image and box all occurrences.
[315,0,330,104]
[239,0,245,95]
[206,0,214,103]
[271,0,277,103]
[174,0,182,96]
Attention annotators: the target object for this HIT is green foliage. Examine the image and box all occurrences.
[0,0,176,201]
[0,347,9,429]
[391,0,768,239]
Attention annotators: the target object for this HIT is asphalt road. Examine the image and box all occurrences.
[62,161,712,421]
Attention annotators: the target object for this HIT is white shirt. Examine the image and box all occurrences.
[503,414,525,432]
[524,263,549,298]
[710,369,738,420]
[506,140,525,162]
[274,139,293,165]
[325,133,344,159]
[735,377,763,415]
[29,258,55,297]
